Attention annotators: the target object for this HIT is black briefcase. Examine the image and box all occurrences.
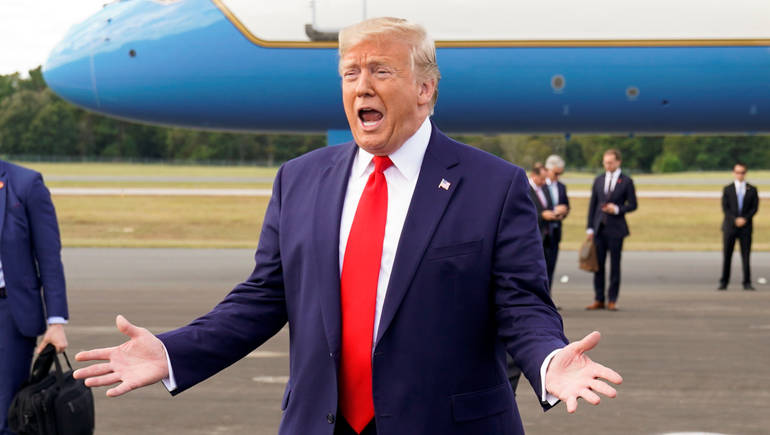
[8,344,95,435]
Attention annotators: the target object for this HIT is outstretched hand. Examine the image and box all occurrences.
[73,315,169,397]
[545,331,622,413]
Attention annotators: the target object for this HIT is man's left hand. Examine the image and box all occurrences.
[36,324,68,354]
[545,331,622,413]
[601,203,618,214]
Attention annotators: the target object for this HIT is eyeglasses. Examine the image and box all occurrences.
[734,170,746,174]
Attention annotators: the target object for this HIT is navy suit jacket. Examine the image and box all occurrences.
[587,172,637,238]
[0,160,67,337]
[528,183,554,241]
[159,125,567,435]
[548,181,569,243]
[721,183,758,233]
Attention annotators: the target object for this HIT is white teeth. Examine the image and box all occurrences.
[362,120,379,127]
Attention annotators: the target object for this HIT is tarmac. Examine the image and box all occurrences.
[60,248,770,435]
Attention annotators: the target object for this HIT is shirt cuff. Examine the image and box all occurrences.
[541,348,563,405]
[612,204,620,214]
[47,317,68,325]
[160,342,178,392]
[586,228,594,235]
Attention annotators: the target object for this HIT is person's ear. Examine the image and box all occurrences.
[417,78,436,106]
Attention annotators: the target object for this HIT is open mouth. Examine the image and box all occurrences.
[358,108,383,128]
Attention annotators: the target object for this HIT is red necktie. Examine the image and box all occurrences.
[339,155,392,433]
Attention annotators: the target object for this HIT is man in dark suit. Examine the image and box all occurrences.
[74,18,622,435]
[719,162,759,291]
[0,160,69,434]
[544,155,570,288]
[585,149,637,311]
[528,165,556,257]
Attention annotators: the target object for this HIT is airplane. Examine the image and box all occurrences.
[42,0,770,143]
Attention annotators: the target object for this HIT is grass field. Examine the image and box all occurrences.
[13,161,768,250]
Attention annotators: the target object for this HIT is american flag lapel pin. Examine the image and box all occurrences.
[438,178,451,190]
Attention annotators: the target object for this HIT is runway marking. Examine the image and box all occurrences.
[50,188,769,199]
[245,351,288,358]
[660,433,730,435]
[252,376,289,384]
[51,187,272,197]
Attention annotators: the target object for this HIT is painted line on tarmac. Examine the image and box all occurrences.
[51,188,769,199]
[252,376,289,384]
[51,187,273,196]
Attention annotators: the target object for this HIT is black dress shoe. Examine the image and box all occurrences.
[743,284,756,291]
[717,284,727,291]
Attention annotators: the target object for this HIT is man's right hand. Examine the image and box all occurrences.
[542,210,558,221]
[735,217,747,228]
[73,315,169,397]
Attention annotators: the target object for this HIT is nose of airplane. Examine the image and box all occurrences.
[42,3,113,110]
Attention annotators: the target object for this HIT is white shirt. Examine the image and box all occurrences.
[546,178,559,205]
[604,168,621,194]
[166,116,559,404]
[528,178,548,208]
[339,117,431,346]
[734,181,746,196]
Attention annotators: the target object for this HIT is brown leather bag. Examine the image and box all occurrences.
[579,238,599,272]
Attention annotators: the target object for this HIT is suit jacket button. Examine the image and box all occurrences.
[326,413,335,424]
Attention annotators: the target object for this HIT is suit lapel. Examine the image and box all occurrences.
[313,143,357,357]
[727,184,738,214]
[375,128,460,345]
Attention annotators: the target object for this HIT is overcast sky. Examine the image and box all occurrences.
[0,0,106,76]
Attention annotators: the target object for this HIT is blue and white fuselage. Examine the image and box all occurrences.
[43,0,770,134]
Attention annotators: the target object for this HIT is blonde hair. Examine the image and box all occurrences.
[338,17,441,108]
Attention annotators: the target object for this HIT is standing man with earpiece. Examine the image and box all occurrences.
[719,162,759,291]
[585,149,637,311]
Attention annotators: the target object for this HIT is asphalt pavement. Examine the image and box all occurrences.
[60,248,770,435]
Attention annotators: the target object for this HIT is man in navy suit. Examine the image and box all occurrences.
[585,149,637,311]
[75,18,622,435]
[544,155,570,289]
[719,162,759,291]
[0,160,69,434]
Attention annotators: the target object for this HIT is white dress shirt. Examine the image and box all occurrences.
[545,178,559,205]
[166,116,560,404]
[339,117,432,346]
[604,168,621,194]
[734,180,746,212]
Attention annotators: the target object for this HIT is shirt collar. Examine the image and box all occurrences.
[528,178,540,190]
[351,116,432,181]
[735,180,746,190]
[606,168,621,179]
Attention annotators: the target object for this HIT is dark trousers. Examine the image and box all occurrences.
[721,228,752,285]
[506,354,521,393]
[593,232,624,303]
[334,417,377,435]
[544,227,561,290]
[0,299,37,435]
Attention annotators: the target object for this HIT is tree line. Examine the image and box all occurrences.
[2,67,769,172]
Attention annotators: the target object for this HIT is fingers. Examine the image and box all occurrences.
[106,382,134,398]
[579,388,601,405]
[116,315,143,339]
[73,362,114,380]
[34,341,48,355]
[593,362,623,385]
[566,396,578,413]
[85,372,122,388]
[75,347,117,362]
[590,379,617,398]
[574,331,601,353]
